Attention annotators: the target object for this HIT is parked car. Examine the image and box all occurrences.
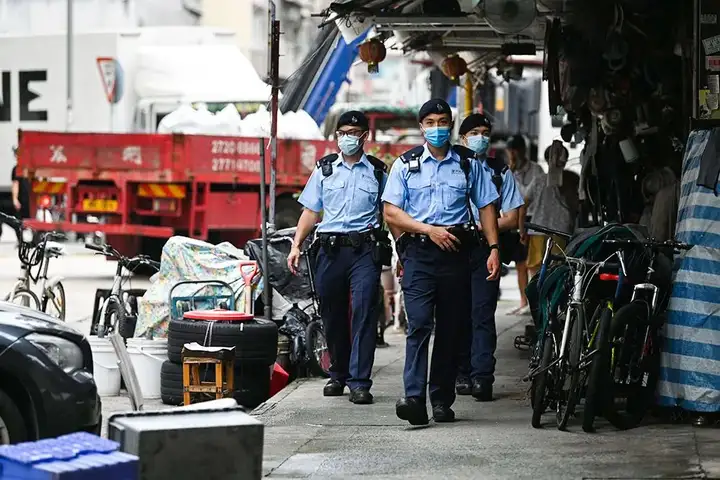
[0,302,101,444]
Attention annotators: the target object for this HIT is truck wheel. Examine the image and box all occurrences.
[274,196,301,230]
[167,317,278,365]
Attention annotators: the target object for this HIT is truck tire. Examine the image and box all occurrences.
[160,360,271,409]
[167,317,278,365]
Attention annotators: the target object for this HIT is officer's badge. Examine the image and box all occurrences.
[352,116,358,123]
[436,104,443,111]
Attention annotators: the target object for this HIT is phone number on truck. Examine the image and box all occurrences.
[211,157,261,173]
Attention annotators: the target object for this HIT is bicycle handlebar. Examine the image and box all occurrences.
[0,212,22,231]
[85,242,160,271]
[525,222,572,240]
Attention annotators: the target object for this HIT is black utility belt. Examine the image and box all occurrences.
[317,230,384,248]
[398,223,479,252]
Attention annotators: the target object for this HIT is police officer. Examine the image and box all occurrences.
[454,113,525,401]
[382,99,501,425]
[287,110,390,405]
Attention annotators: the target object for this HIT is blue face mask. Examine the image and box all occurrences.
[467,135,489,155]
[423,126,451,148]
[337,134,362,156]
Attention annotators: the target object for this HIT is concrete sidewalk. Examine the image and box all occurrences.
[257,304,720,479]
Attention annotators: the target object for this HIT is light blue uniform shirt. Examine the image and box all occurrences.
[382,145,499,226]
[472,158,525,215]
[298,153,388,233]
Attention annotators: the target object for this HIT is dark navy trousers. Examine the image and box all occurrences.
[400,240,471,407]
[457,245,500,384]
[315,243,381,390]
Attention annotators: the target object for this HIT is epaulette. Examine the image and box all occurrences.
[316,153,339,176]
[399,146,424,163]
[366,154,388,173]
[399,146,424,172]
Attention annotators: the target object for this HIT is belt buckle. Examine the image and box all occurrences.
[328,235,337,248]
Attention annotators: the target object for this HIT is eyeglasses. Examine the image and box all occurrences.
[336,130,365,138]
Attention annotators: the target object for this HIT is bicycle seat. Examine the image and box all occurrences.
[45,241,65,257]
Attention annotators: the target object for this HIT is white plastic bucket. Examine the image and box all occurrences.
[89,336,121,397]
[126,338,168,400]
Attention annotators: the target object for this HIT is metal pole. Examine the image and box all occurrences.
[259,137,272,321]
[269,18,280,230]
[66,0,73,130]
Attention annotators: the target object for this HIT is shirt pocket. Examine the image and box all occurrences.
[322,178,346,211]
[406,175,432,210]
[351,178,379,216]
[442,175,467,211]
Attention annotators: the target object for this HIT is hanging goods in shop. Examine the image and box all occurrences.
[441,54,468,82]
[358,37,386,74]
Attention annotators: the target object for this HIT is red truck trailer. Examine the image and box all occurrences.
[17,130,411,258]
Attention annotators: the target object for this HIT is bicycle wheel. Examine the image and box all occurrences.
[10,288,40,310]
[605,301,657,430]
[531,334,555,428]
[305,320,330,378]
[42,282,66,321]
[557,307,583,431]
[582,305,613,433]
[100,298,125,337]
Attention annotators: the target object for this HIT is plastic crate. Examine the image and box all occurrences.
[0,432,138,479]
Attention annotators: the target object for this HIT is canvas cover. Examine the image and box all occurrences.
[135,236,263,338]
[658,128,720,413]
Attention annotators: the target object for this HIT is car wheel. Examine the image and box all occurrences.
[167,318,278,365]
[0,389,28,444]
[160,360,271,409]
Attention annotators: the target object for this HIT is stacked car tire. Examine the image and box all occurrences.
[160,315,279,409]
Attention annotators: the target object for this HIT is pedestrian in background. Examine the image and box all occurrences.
[382,99,501,426]
[287,111,391,405]
[505,135,545,316]
[10,147,30,244]
[454,113,524,401]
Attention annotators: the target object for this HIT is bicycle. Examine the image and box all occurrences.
[582,237,692,432]
[525,222,624,431]
[0,212,67,319]
[85,242,160,338]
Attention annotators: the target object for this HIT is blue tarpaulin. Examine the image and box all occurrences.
[658,128,720,412]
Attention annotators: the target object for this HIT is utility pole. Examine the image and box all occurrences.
[66,0,73,130]
[268,1,280,230]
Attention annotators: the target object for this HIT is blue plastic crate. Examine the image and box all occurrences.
[0,432,138,479]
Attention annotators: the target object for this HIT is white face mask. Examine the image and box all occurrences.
[338,134,362,156]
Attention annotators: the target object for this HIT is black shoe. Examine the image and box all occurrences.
[396,396,429,426]
[349,388,373,405]
[432,405,456,423]
[323,380,345,397]
[455,377,472,396]
[472,381,493,402]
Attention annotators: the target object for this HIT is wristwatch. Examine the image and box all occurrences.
[489,244,500,251]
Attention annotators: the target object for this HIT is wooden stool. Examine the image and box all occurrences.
[181,343,235,406]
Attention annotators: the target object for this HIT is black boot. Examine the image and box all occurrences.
[455,376,472,396]
[323,380,345,397]
[396,396,429,426]
[472,380,493,402]
[349,388,374,405]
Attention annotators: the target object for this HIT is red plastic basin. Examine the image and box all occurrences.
[183,309,254,322]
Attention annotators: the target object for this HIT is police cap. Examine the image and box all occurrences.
[507,134,526,151]
[418,99,452,122]
[336,110,369,131]
[459,113,493,136]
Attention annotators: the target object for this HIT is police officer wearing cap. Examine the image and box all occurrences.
[287,110,391,405]
[454,113,524,401]
[382,99,501,425]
